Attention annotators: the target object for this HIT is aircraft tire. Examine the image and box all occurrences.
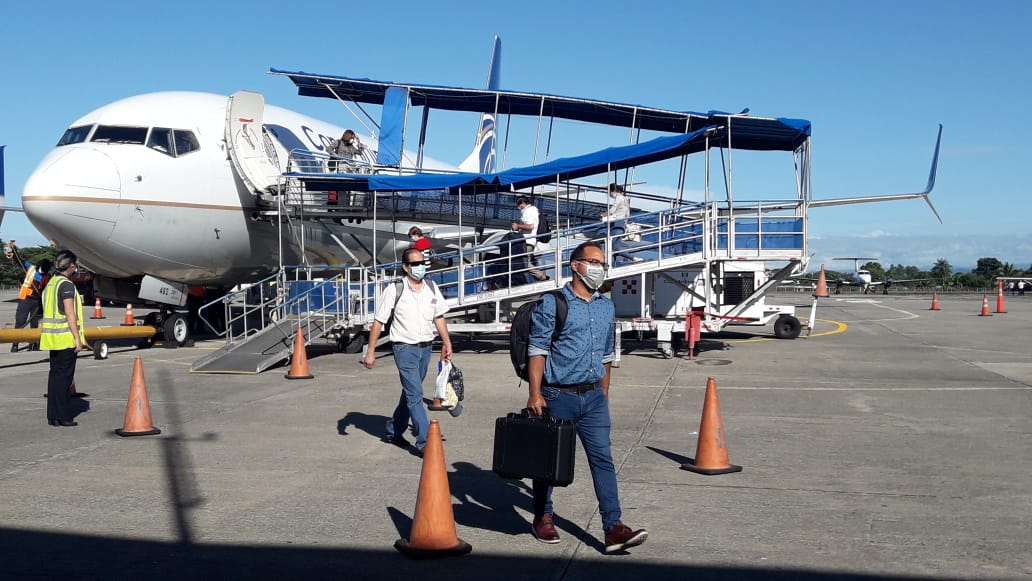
[773,315,801,340]
[163,313,190,346]
[93,341,109,360]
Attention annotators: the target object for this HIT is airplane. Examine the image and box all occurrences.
[828,257,927,294]
[14,39,505,326]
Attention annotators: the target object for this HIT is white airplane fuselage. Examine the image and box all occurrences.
[22,91,456,299]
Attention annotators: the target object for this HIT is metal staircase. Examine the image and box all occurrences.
[189,199,805,373]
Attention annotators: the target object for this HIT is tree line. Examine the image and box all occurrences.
[818,257,1032,290]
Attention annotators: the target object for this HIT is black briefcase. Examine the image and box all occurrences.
[492,408,576,486]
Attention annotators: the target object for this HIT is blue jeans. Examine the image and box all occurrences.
[532,385,622,532]
[386,343,431,450]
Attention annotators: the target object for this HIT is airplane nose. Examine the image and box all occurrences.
[22,147,121,247]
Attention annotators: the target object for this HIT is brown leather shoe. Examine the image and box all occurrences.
[531,513,560,544]
[604,521,648,553]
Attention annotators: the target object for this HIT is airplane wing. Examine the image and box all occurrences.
[870,278,929,286]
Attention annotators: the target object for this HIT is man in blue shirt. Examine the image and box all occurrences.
[525,241,648,553]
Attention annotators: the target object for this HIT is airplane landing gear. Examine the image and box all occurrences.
[152,307,191,347]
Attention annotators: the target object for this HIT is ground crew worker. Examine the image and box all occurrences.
[12,258,52,352]
[40,250,85,427]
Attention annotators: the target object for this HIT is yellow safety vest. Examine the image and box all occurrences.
[40,275,85,350]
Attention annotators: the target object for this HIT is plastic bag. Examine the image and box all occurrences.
[433,361,465,417]
[435,360,452,402]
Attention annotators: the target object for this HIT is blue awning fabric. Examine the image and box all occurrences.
[270,68,811,137]
[286,119,809,195]
[375,87,407,166]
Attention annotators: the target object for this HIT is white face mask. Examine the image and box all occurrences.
[578,263,607,290]
[411,236,420,242]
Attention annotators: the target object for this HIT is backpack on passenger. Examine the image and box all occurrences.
[509,290,568,382]
[537,211,553,244]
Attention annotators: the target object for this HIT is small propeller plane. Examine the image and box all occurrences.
[828,257,927,295]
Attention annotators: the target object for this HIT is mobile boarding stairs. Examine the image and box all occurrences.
[191,200,813,374]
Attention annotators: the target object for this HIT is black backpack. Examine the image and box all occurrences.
[509,290,568,381]
[537,211,552,244]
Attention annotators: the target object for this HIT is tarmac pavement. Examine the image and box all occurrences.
[1,290,1030,580]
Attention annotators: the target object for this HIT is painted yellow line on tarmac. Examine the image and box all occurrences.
[807,319,849,338]
[718,318,848,343]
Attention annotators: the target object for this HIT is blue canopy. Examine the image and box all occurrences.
[270,68,811,138]
[287,119,809,194]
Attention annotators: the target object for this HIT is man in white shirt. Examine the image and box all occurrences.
[364,248,453,457]
[510,196,547,282]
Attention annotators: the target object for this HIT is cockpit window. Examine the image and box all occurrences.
[91,125,148,144]
[173,130,200,156]
[57,125,93,146]
[147,127,174,154]
[146,128,200,157]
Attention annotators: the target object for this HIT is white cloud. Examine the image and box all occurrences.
[850,230,897,239]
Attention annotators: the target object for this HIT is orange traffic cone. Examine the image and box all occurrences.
[995,281,1006,314]
[813,265,829,298]
[428,397,448,411]
[122,304,136,326]
[394,419,472,559]
[285,327,314,379]
[90,297,105,319]
[929,291,940,311]
[681,377,742,475]
[978,294,991,316]
[115,357,161,437]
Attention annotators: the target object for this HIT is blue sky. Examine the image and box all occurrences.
[2,0,1029,271]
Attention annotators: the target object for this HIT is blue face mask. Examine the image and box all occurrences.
[408,264,427,281]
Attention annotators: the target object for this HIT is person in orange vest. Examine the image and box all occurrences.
[12,258,52,352]
[40,250,85,427]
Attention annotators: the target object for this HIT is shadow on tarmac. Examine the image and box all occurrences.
[337,411,388,437]
[0,527,972,580]
[2,327,988,580]
[1,372,975,580]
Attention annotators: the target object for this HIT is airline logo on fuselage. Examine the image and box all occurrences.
[300,125,338,152]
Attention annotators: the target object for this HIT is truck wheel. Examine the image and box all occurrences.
[659,342,673,359]
[773,315,801,339]
[343,333,366,354]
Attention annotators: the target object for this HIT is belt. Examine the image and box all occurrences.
[550,382,598,394]
[397,341,433,348]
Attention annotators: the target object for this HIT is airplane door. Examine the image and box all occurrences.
[225,91,281,194]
